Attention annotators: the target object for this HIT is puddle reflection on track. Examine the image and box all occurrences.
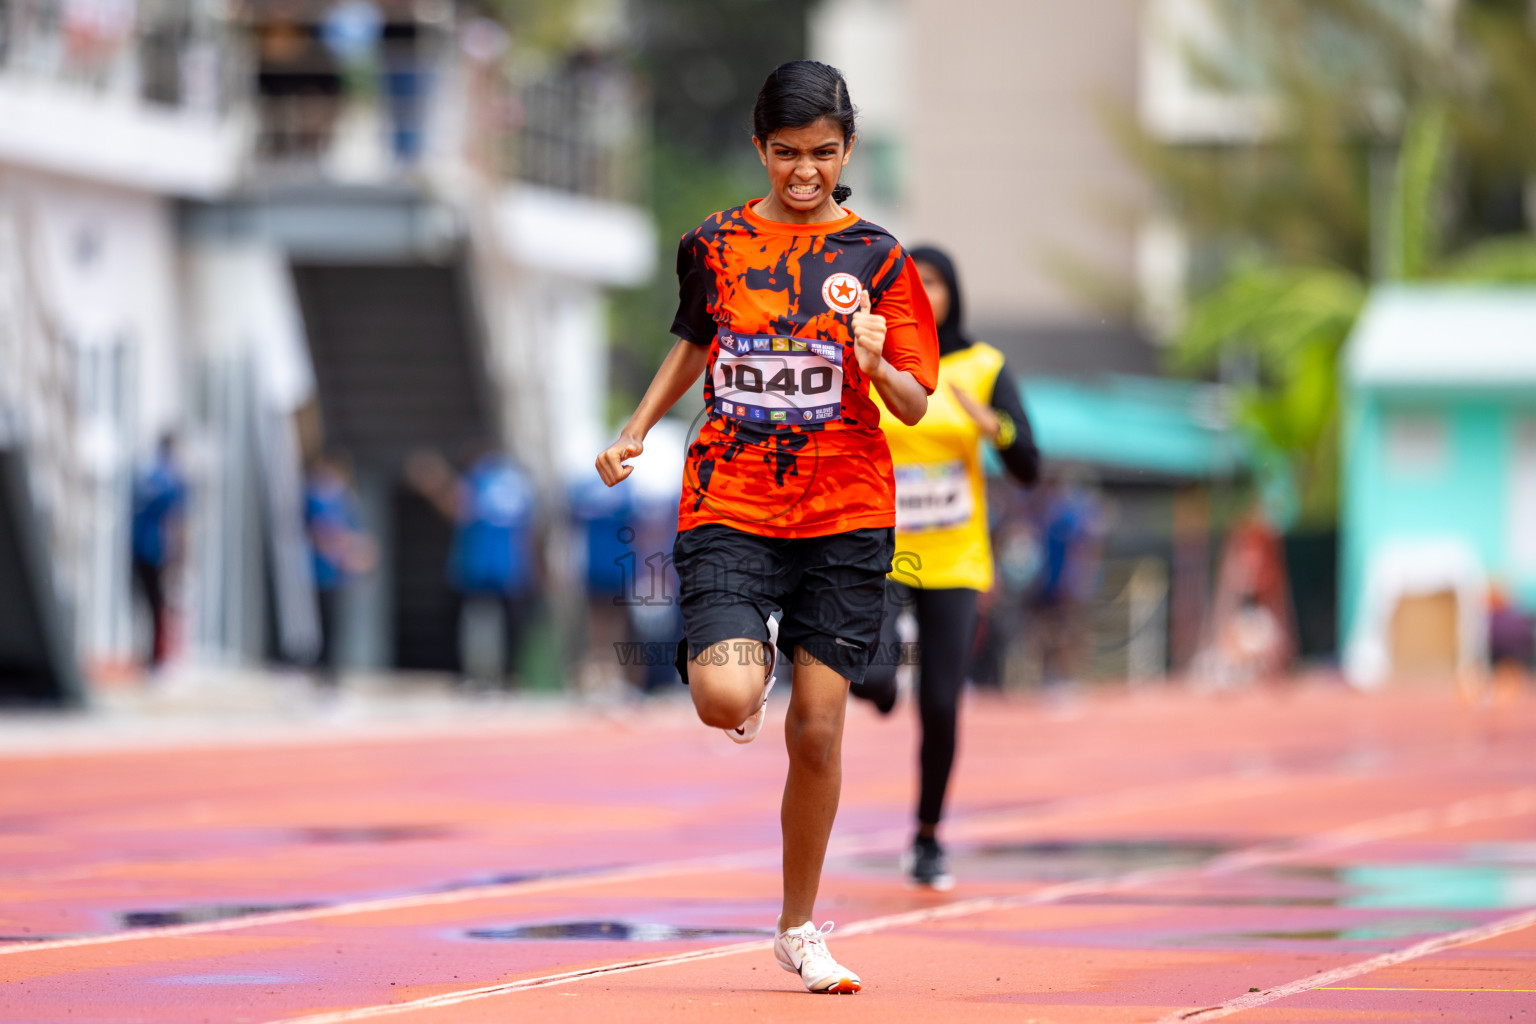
[120,902,323,928]
[845,835,1536,912]
[1174,914,1482,948]
[109,863,627,933]
[1260,859,1536,910]
[1061,894,1335,907]
[1065,860,1536,911]
[1341,863,1536,909]
[851,837,1236,882]
[464,921,773,942]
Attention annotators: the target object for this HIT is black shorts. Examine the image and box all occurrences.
[672,524,895,685]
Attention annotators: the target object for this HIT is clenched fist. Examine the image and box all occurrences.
[851,288,886,375]
[595,434,643,486]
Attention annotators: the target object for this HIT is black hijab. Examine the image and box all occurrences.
[908,245,969,355]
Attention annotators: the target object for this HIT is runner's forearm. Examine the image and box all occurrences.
[622,338,709,440]
[987,364,1041,486]
[871,360,927,425]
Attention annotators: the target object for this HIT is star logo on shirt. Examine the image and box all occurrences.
[821,272,862,314]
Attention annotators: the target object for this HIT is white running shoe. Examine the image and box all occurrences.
[774,920,861,994]
[726,616,779,744]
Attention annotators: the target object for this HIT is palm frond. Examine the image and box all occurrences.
[1386,104,1450,280]
[1438,235,1536,282]
[1173,263,1365,371]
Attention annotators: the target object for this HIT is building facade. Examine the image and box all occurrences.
[0,0,653,697]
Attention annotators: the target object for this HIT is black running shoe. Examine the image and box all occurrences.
[850,675,898,715]
[909,835,954,890]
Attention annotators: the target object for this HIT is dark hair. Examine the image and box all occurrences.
[751,60,857,203]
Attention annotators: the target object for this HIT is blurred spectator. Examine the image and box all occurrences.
[1213,591,1287,687]
[570,473,635,695]
[1195,507,1296,689]
[459,9,510,175]
[628,493,684,693]
[321,0,383,70]
[381,8,431,164]
[255,0,342,159]
[969,481,1044,689]
[1028,472,1104,686]
[304,452,376,684]
[1488,584,1534,701]
[62,0,135,84]
[407,445,537,687]
[130,434,186,671]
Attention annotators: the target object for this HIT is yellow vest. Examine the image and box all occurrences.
[875,342,1006,591]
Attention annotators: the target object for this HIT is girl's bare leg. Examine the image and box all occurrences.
[778,649,848,928]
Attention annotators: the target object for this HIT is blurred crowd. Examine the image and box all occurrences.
[124,428,1310,698]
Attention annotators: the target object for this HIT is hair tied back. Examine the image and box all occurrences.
[752,60,858,146]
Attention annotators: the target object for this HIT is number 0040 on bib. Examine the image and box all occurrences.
[712,330,844,427]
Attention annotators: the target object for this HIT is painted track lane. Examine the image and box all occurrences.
[1,685,1533,1022]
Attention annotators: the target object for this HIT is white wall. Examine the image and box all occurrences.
[809,0,911,235]
[0,167,181,664]
[180,239,318,664]
[14,169,182,446]
[811,0,1148,328]
[0,81,245,198]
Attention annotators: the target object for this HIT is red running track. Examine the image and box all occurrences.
[2,683,1534,1022]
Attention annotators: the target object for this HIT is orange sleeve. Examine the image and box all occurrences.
[874,258,939,394]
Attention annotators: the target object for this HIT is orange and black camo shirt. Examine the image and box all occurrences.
[671,200,939,539]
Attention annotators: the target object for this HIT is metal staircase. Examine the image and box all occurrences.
[290,259,496,672]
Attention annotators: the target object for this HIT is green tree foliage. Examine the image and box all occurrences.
[1147,0,1536,526]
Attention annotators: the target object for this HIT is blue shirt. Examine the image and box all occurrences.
[570,476,633,597]
[131,460,186,568]
[452,455,535,595]
[1038,491,1095,604]
[305,473,359,592]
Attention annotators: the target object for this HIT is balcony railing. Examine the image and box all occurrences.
[0,0,244,114]
[505,59,641,204]
[0,0,643,198]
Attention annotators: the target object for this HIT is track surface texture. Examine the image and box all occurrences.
[2,683,1534,1022]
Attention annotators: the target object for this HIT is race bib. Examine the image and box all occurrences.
[894,460,974,533]
[711,329,843,428]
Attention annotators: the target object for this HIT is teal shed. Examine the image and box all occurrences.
[1340,286,1536,685]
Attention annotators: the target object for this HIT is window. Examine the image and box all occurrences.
[1384,413,1447,479]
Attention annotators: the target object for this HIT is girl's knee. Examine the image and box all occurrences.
[785,714,841,770]
[692,683,755,728]
[689,659,763,728]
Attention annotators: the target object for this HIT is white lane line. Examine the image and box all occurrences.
[0,773,1294,957]
[262,787,1536,1024]
[1158,906,1536,1022]
[265,887,1099,1024]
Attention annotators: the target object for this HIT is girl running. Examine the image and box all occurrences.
[595,60,938,994]
[853,245,1040,889]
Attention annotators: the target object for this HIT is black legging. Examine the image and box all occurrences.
[857,581,979,828]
